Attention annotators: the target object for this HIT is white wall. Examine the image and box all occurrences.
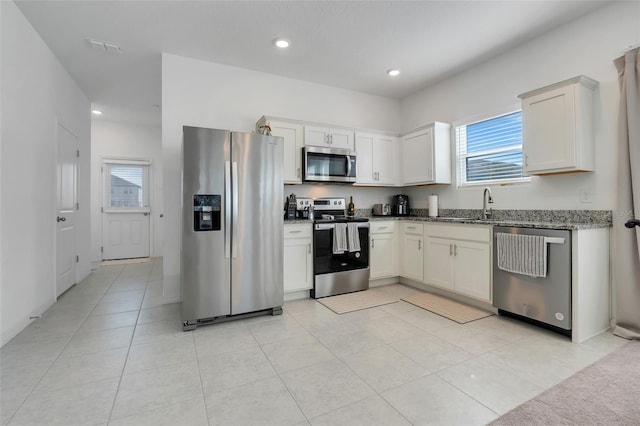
[91,120,163,263]
[1,1,91,346]
[162,54,401,300]
[400,1,639,212]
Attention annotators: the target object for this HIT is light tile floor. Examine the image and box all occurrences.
[0,259,629,426]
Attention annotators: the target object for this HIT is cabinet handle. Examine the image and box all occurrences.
[297,167,301,178]
[454,244,458,256]
[308,243,311,254]
[371,238,375,248]
[418,240,422,250]
[450,244,453,256]
[330,134,333,144]
[289,230,302,234]
[525,154,529,167]
[379,226,388,230]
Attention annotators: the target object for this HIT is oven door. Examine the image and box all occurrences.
[314,223,369,275]
[303,146,356,183]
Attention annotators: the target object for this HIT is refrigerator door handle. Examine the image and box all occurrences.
[224,161,231,258]
[232,162,239,259]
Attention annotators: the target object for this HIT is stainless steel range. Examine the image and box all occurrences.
[310,198,370,298]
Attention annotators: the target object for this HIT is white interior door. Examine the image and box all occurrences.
[56,124,78,297]
[102,160,150,260]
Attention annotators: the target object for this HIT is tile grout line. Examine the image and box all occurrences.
[3,264,127,425]
[193,330,213,426]
[105,261,155,425]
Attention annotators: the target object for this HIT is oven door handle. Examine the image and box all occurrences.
[315,223,369,231]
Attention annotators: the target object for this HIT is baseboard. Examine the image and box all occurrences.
[369,277,400,287]
[399,277,496,313]
[284,290,311,301]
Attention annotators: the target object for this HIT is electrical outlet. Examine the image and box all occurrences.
[580,190,593,203]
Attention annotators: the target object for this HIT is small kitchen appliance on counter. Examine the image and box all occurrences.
[372,203,392,216]
[392,194,410,216]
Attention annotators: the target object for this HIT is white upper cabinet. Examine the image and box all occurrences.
[401,122,451,185]
[519,75,598,175]
[257,117,304,184]
[355,132,398,186]
[304,125,354,150]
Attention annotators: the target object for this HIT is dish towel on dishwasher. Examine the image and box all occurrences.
[333,223,348,254]
[496,232,548,278]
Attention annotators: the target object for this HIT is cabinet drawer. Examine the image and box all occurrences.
[425,223,490,242]
[370,221,396,234]
[284,224,312,238]
[402,222,424,236]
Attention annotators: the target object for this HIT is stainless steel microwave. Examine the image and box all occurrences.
[303,146,356,183]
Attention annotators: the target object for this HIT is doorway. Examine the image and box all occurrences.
[101,159,151,260]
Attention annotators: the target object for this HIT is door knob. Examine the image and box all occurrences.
[624,219,640,229]
[56,216,66,222]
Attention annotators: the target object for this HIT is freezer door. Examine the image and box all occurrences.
[182,126,231,323]
[230,132,284,314]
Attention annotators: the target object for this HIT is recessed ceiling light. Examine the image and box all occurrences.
[387,69,400,77]
[92,110,103,115]
[274,38,290,49]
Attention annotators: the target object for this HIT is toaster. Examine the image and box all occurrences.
[372,203,391,216]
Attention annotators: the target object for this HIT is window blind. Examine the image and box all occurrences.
[103,161,150,208]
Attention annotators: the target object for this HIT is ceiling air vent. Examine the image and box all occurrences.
[86,38,122,54]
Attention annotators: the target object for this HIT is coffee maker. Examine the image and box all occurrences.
[393,194,410,216]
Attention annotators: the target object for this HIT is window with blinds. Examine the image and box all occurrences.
[456,111,529,186]
[103,161,150,209]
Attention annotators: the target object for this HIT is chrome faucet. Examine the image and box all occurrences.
[482,187,494,219]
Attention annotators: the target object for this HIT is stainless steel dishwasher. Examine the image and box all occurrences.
[493,226,572,334]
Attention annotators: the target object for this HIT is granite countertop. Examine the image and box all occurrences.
[284,209,612,230]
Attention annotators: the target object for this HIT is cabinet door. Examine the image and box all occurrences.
[402,128,433,185]
[304,125,330,147]
[453,241,491,302]
[401,234,423,282]
[523,85,576,173]
[370,233,396,279]
[283,237,313,292]
[355,133,375,184]
[330,128,354,150]
[270,121,303,184]
[424,237,454,290]
[373,136,397,185]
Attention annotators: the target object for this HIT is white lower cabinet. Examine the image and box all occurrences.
[401,223,424,282]
[283,224,313,293]
[424,224,491,302]
[369,221,397,279]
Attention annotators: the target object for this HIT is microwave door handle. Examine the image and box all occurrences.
[346,155,352,177]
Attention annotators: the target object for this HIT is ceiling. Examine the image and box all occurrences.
[15,0,610,126]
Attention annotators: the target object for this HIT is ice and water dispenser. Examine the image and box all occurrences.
[193,194,221,231]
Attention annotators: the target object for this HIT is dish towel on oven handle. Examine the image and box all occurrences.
[347,222,361,252]
[333,223,348,254]
[496,232,547,278]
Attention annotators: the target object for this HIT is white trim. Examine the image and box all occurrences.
[102,208,151,214]
[103,158,151,166]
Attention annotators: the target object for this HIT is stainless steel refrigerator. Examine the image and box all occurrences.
[181,126,284,331]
